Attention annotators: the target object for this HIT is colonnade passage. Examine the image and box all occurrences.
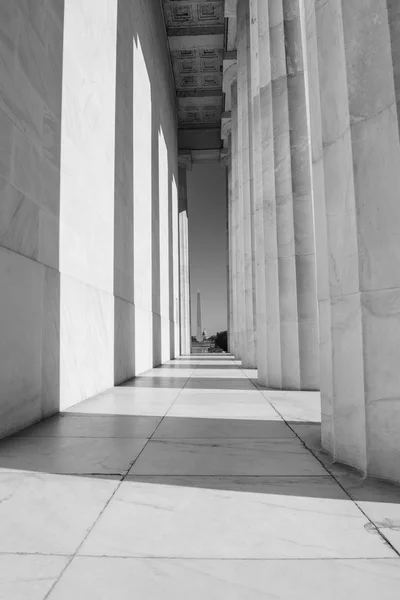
[1,356,400,598]
[223,0,400,483]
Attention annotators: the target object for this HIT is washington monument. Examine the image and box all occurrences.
[197,289,202,342]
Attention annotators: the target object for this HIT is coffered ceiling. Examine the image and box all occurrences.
[162,0,226,148]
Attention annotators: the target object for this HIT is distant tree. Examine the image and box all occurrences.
[214,330,228,352]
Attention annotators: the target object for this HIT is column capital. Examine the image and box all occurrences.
[223,59,237,113]
[220,146,231,168]
[221,111,232,141]
[178,150,192,171]
[223,60,237,95]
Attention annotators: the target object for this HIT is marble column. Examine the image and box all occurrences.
[223,135,235,355]
[303,0,400,480]
[237,0,257,368]
[249,0,282,387]
[223,62,239,358]
[248,0,268,384]
[269,0,301,389]
[283,0,319,391]
[231,80,245,361]
[298,0,335,452]
[178,160,191,356]
[342,0,400,481]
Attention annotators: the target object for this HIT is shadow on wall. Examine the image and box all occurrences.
[0,0,180,440]
[0,0,64,438]
[113,0,179,385]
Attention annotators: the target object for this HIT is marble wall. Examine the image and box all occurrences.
[0,0,63,436]
[0,0,179,433]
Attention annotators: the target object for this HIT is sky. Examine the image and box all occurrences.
[187,162,227,337]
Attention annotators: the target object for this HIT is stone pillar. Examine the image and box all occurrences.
[226,149,234,354]
[269,0,301,389]
[178,156,191,356]
[237,0,257,368]
[304,0,400,480]
[341,0,400,481]
[283,0,319,391]
[222,136,234,355]
[248,0,268,384]
[298,0,335,451]
[231,80,245,361]
[250,0,282,387]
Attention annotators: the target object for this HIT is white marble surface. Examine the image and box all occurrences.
[47,557,400,600]
[60,274,114,410]
[66,388,178,417]
[261,390,322,423]
[60,0,117,294]
[0,471,118,554]
[167,390,281,420]
[0,555,68,600]
[79,475,394,559]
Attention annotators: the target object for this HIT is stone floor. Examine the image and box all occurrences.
[1,355,400,599]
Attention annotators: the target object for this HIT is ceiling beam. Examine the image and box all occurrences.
[167,26,225,37]
[177,90,223,98]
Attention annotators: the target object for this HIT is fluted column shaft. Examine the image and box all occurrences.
[283,0,319,391]
[231,80,245,361]
[249,0,282,386]
[341,0,400,480]
[226,135,235,355]
[248,0,268,384]
[237,0,257,368]
[269,1,301,389]
[301,0,364,462]
[178,166,191,356]
[301,0,400,480]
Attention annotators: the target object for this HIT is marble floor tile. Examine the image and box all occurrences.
[261,390,322,422]
[138,368,196,378]
[47,557,400,600]
[119,377,186,389]
[79,476,396,559]
[241,368,258,379]
[18,414,162,438]
[0,472,118,554]
[185,369,249,378]
[128,438,326,476]
[153,416,296,439]
[172,360,235,367]
[168,391,280,420]
[0,554,69,600]
[67,389,178,416]
[332,471,400,555]
[0,435,148,475]
[184,377,255,390]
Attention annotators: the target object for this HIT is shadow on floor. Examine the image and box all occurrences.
[0,411,399,506]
